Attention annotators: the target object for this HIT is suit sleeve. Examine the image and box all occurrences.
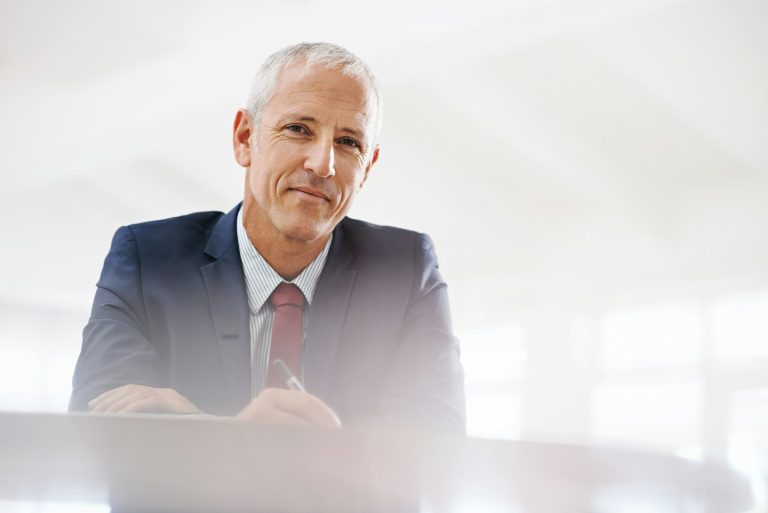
[69,226,161,411]
[374,233,467,434]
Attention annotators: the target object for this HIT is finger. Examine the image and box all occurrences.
[273,389,340,426]
[237,393,308,423]
[238,401,313,426]
[88,385,128,409]
[90,386,143,412]
[156,388,201,414]
[118,396,161,414]
[300,400,342,428]
[260,389,341,428]
[89,384,143,410]
[104,390,148,413]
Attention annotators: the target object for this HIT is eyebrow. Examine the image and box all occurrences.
[283,115,365,140]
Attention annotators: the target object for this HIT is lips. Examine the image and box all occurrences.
[291,186,330,201]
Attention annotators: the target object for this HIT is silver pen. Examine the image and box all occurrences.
[271,358,306,392]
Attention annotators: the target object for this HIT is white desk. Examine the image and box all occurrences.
[0,412,754,512]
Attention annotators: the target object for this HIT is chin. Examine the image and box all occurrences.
[277,216,332,243]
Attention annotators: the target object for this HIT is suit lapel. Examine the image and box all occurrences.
[304,221,356,408]
[200,204,251,413]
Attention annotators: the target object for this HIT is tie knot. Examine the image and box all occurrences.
[270,282,305,309]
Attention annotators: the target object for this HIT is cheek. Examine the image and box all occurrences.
[337,157,367,186]
[246,171,273,204]
[335,174,365,208]
[247,169,261,191]
[248,157,283,197]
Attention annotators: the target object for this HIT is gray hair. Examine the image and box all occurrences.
[246,42,383,152]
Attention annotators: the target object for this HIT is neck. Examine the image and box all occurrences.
[242,206,329,281]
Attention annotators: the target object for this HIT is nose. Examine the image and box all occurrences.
[304,138,335,178]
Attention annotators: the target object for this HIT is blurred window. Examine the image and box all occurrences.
[460,324,526,439]
[711,291,768,360]
[600,302,702,371]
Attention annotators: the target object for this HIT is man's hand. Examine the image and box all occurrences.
[237,388,342,428]
[88,384,202,414]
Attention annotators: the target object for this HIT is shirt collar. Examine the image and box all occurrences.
[236,206,332,314]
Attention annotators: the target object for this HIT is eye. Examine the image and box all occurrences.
[338,137,361,149]
[285,124,309,134]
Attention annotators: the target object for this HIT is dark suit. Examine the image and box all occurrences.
[70,204,465,433]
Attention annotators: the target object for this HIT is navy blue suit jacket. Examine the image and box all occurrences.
[70,204,465,433]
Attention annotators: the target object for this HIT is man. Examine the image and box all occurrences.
[70,42,465,433]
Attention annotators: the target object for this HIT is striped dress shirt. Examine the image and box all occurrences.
[235,208,331,397]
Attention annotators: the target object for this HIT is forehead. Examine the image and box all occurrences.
[265,62,375,129]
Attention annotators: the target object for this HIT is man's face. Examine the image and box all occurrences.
[234,61,379,245]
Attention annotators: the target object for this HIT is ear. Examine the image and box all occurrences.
[233,109,253,168]
[359,146,380,189]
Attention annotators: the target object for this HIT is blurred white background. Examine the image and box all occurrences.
[1,0,767,511]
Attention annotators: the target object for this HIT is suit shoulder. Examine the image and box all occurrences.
[126,211,224,239]
[340,217,422,241]
[114,211,227,263]
[339,217,432,261]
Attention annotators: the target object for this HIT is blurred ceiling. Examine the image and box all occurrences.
[0,0,766,320]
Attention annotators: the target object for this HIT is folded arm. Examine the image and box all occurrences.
[365,233,467,434]
[70,226,168,412]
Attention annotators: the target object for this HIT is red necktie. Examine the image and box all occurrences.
[266,282,305,388]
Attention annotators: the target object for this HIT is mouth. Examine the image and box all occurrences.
[291,186,330,202]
